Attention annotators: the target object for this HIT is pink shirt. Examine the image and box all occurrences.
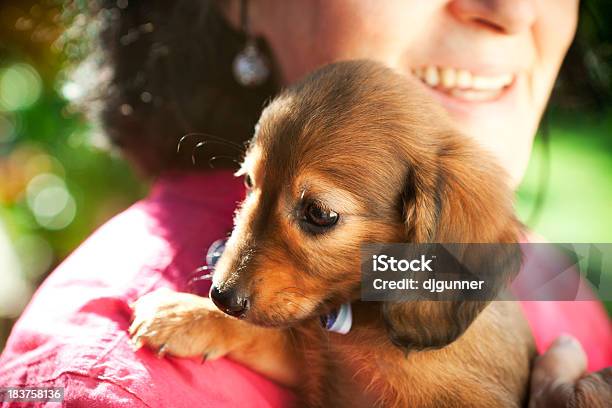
[0,171,609,406]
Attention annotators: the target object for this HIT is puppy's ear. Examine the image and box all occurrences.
[383,134,523,350]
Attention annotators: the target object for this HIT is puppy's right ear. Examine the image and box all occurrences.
[383,134,523,350]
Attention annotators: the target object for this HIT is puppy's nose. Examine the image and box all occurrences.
[210,285,249,317]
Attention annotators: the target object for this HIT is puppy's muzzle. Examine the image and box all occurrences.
[210,285,250,318]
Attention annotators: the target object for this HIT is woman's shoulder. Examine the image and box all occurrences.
[34,172,242,299]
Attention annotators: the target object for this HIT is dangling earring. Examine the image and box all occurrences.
[232,0,270,87]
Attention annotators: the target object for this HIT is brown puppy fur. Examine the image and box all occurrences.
[131,61,536,407]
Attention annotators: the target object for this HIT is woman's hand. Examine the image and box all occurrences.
[529,335,612,408]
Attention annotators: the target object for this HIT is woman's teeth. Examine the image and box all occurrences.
[412,66,514,101]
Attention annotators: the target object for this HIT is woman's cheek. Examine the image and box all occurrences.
[532,0,578,107]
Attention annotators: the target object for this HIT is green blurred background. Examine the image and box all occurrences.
[0,1,611,351]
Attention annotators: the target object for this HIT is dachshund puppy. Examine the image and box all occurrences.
[130,60,536,407]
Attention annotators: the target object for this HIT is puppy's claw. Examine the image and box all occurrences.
[128,320,145,337]
[131,336,144,351]
[201,353,208,364]
[157,343,168,358]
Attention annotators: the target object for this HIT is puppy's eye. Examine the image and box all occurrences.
[300,201,339,234]
[244,174,254,189]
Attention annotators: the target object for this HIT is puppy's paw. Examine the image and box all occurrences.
[129,288,236,361]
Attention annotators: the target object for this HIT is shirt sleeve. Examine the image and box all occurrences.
[32,372,151,408]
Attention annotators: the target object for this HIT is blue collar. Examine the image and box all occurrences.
[320,303,352,334]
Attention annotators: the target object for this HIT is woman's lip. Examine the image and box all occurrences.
[411,71,521,118]
[413,66,515,90]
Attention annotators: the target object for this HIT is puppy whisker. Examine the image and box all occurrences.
[208,155,241,169]
[178,132,245,153]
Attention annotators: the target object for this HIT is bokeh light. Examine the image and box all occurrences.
[26,173,77,230]
[0,113,17,144]
[13,234,54,281]
[0,63,42,111]
[60,81,82,101]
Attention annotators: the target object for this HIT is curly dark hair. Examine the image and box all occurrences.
[81,0,279,175]
[80,0,610,177]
